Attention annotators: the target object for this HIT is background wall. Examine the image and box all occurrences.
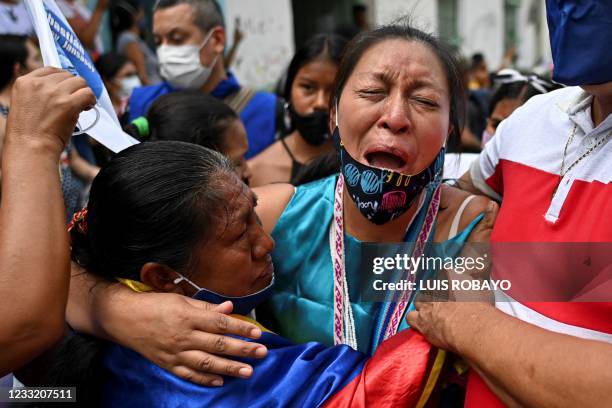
[222,0,295,91]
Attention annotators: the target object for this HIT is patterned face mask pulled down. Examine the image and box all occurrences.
[335,127,444,225]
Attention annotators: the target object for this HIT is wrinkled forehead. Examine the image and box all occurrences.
[343,38,449,97]
[214,175,255,232]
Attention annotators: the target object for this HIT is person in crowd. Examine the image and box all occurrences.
[337,4,370,40]
[0,66,95,375]
[56,0,107,57]
[66,22,496,399]
[248,34,347,186]
[42,140,466,406]
[128,0,281,159]
[445,68,560,177]
[95,53,141,119]
[0,35,97,219]
[111,0,161,85]
[0,0,34,36]
[480,68,561,147]
[458,53,491,151]
[467,53,491,91]
[0,35,42,183]
[126,91,251,183]
[407,1,612,406]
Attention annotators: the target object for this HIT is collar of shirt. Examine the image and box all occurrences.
[556,87,612,137]
[211,71,241,99]
[546,87,612,223]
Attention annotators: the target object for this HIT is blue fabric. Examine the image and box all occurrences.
[266,175,482,355]
[103,331,365,408]
[545,0,612,85]
[239,91,277,158]
[72,134,97,165]
[127,72,277,158]
[210,71,241,99]
[127,81,175,121]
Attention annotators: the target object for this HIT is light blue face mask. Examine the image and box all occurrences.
[173,273,275,315]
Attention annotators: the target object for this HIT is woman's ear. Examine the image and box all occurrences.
[329,103,337,134]
[140,262,185,294]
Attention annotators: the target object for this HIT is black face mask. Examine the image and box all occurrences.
[289,105,330,146]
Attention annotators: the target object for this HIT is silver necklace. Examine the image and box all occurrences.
[552,124,611,199]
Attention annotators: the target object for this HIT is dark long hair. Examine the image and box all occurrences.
[295,21,466,184]
[71,141,234,281]
[44,142,234,401]
[0,35,28,91]
[143,91,238,153]
[283,33,348,102]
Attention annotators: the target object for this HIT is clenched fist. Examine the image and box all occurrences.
[6,67,96,156]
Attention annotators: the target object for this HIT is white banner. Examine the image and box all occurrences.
[24,0,138,153]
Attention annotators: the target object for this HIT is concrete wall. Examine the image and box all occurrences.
[459,0,504,68]
[223,0,294,90]
[371,0,552,71]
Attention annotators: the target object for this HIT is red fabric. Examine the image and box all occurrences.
[324,330,434,408]
[469,159,612,406]
[484,159,504,195]
[488,160,612,243]
[465,371,506,408]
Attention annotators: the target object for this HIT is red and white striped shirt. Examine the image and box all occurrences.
[466,86,612,406]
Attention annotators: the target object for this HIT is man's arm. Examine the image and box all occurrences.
[66,263,270,386]
[408,302,612,407]
[66,0,107,51]
[0,68,95,375]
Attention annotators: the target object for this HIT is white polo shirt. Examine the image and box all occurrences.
[466,86,612,407]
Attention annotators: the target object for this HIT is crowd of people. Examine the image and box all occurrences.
[0,0,611,407]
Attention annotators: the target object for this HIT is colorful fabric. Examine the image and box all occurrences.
[466,86,612,407]
[127,72,277,158]
[102,320,439,407]
[263,174,483,355]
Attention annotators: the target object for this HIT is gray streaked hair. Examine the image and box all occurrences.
[154,0,224,31]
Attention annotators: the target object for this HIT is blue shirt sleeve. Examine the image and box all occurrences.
[241,92,278,159]
[127,83,174,122]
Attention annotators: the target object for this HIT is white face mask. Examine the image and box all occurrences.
[157,29,217,90]
[118,74,142,99]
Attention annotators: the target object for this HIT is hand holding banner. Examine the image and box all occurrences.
[24,0,138,153]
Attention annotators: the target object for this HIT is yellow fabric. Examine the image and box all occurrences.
[116,278,273,333]
[415,349,447,408]
[229,314,272,334]
[116,278,154,293]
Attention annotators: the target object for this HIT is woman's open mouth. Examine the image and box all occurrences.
[365,150,408,172]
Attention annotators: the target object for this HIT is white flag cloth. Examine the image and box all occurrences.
[24,0,138,153]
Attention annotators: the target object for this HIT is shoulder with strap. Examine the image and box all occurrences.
[223,87,257,114]
[448,195,477,239]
